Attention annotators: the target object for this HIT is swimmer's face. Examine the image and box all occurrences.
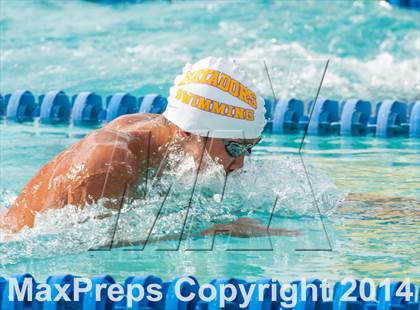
[204,137,260,173]
[176,129,260,173]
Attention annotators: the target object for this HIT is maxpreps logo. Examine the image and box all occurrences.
[175,69,257,121]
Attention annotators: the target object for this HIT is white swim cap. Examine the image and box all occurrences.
[163,57,266,139]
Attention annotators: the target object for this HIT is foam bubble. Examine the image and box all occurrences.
[235,42,419,102]
[0,155,343,265]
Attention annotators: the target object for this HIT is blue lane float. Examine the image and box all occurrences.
[5,90,37,122]
[138,94,168,114]
[262,98,275,132]
[306,99,340,135]
[83,275,116,310]
[376,100,407,138]
[368,101,382,133]
[1,89,419,139]
[387,0,420,9]
[365,281,416,310]
[118,275,164,309]
[1,274,41,310]
[264,98,274,121]
[0,275,418,310]
[272,98,304,134]
[331,280,376,310]
[164,276,200,310]
[44,274,82,310]
[39,90,72,125]
[105,92,138,123]
[408,101,420,138]
[0,95,5,116]
[292,279,322,310]
[248,278,281,310]
[71,92,103,126]
[340,99,371,136]
[205,278,248,310]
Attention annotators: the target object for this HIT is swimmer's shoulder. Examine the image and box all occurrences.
[87,113,167,153]
[104,113,161,132]
[83,114,170,152]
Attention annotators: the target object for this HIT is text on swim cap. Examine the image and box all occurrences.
[175,88,255,121]
[177,69,257,109]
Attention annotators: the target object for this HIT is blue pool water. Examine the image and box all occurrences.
[0,124,419,282]
[1,0,419,100]
[0,0,419,282]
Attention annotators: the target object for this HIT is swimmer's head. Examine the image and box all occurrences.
[163,56,266,139]
[163,56,266,172]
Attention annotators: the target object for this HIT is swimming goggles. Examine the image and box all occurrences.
[223,140,259,158]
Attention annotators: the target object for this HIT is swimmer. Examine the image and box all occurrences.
[0,57,299,239]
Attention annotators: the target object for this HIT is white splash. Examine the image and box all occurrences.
[0,155,344,265]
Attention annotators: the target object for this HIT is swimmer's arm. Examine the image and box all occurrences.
[0,201,38,234]
[200,217,300,238]
[68,164,136,210]
[105,218,300,249]
[0,167,133,234]
[67,132,146,209]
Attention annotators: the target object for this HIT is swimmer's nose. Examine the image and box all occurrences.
[227,155,244,173]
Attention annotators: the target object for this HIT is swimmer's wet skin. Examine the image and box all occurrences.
[0,57,297,240]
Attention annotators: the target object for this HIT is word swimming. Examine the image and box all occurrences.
[175,88,255,121]
[177,69,257,109]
